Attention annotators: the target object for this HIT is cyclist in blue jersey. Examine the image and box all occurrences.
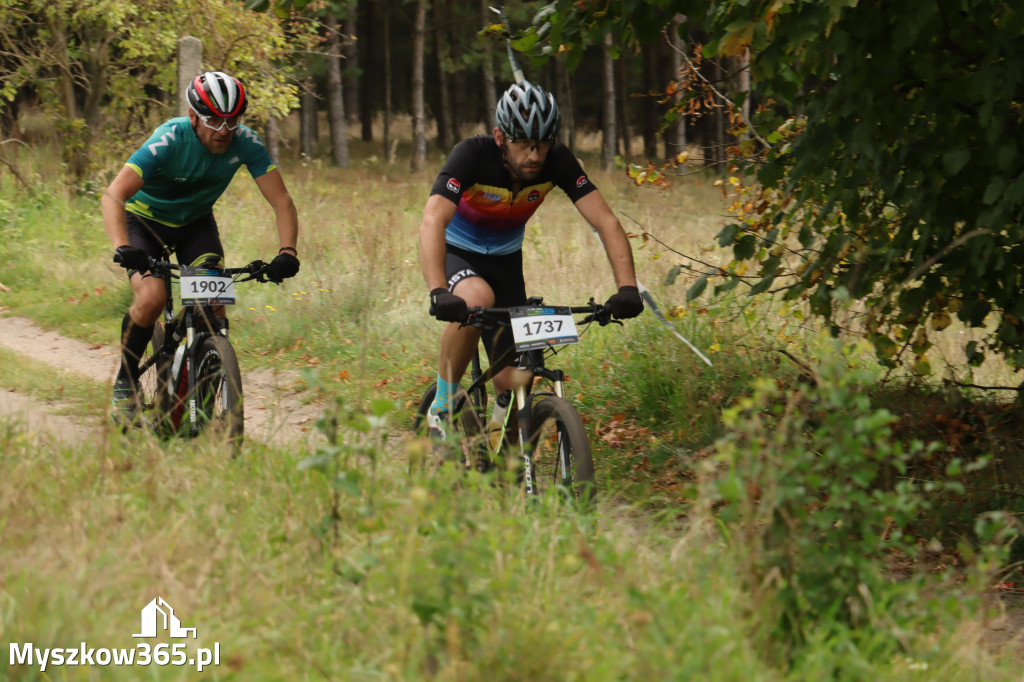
[101,71,301,425]
[418,80,644,443]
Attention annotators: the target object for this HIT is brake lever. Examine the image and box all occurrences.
[581,304,618,327]
[244,260,273,284]
[457,312,481,330]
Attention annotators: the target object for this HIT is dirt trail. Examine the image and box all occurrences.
[0,314,327,447]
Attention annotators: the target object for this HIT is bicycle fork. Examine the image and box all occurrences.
[512,374,535,496]
[511,367,568,496]
[185,313,198,435]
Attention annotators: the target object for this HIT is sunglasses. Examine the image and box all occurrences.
[507,138,552,153]
[196,113,241,132]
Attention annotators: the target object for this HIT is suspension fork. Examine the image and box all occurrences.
[185,312,198,435]
[512,367,536,495]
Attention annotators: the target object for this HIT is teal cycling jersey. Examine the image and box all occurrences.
[124,117,276,227]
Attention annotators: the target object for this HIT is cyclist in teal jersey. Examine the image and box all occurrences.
[101,71,301,424]
[418,80,644,443]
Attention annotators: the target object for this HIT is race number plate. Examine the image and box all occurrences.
[180,266,235,305]
[508,306,579,351]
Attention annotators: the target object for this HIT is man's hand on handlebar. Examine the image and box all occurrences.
[266,252,300,283]
[429,287,468,322]
[604,285,644,320]
[113,245,150,271]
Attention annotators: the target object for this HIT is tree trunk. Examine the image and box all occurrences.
[410,0,427,171]
[555,59,575,150]
[343,7,360,126]
[383,0,393,162]
[601,35,616,171]
[736,49,751,126]
[479,0,496,134]
[616,56,630,159]
[431,0,451,150]
[325,11,349,168]
[360,0,374,142]
[641,43,659,159]
[265,116,280,165]
[668,15,686,155]
[709,56,728,168]
[446,0,463,139]
[300,71,318,159]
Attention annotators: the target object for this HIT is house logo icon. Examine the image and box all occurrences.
[133,597,197,639]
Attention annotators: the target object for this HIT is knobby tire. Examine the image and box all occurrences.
[192,334,244,446]
[527,396,596,507]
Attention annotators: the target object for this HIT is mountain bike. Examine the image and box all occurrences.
[116,253,273,445]
[413,297,619,506]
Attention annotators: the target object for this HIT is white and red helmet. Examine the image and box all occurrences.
[186,71,247,119]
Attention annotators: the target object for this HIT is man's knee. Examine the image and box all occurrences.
[131,280,167,322]
[452,277,495,308]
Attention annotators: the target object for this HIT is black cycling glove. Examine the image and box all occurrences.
[266,253,300,283]
[113,245,150,271]
[605,285,644,319]
[429,287,467,322]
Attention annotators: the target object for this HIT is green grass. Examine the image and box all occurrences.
[1,418,1017,681]
[2,142,1023,679]
[0,347,106,416]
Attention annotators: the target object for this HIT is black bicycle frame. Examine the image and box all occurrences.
[463,336,569,495]
[133,275,220,436]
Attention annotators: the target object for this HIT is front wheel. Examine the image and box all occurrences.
[191,334,244,446]
[527,396,595,507]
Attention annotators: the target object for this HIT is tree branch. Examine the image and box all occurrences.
[664,28,771,150]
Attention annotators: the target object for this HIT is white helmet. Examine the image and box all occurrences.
[495,81,560,142]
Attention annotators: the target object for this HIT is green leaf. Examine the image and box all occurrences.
[997,142,1017,171]
[714,278,738,295]
[898,287,928,315]
[334,471,362,497]
[511,30,540,52]
[982,177,1005,205]
[665,264,683,286]
[750,276,776,295]
[734,234,757,260]
[298,454,332,472]
[371,398,396,417]
[716,223,739,246]
[941,148,969,176]
[686,276,708,302]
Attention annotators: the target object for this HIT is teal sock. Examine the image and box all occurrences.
[431,376,455,415]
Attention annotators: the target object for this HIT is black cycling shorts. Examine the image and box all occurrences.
[445,244,526,369]
[125,212,224,277]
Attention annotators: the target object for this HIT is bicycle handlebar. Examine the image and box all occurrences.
[461,298,620,329]
[113,255,274,283]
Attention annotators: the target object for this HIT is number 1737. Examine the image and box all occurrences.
[525,319,563,336]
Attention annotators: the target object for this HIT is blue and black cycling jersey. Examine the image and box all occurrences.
[429,135,598,255]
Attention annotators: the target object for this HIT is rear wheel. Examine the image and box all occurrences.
[413,383,487,471]
[191,335,244,446]
[527,396,595,507]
